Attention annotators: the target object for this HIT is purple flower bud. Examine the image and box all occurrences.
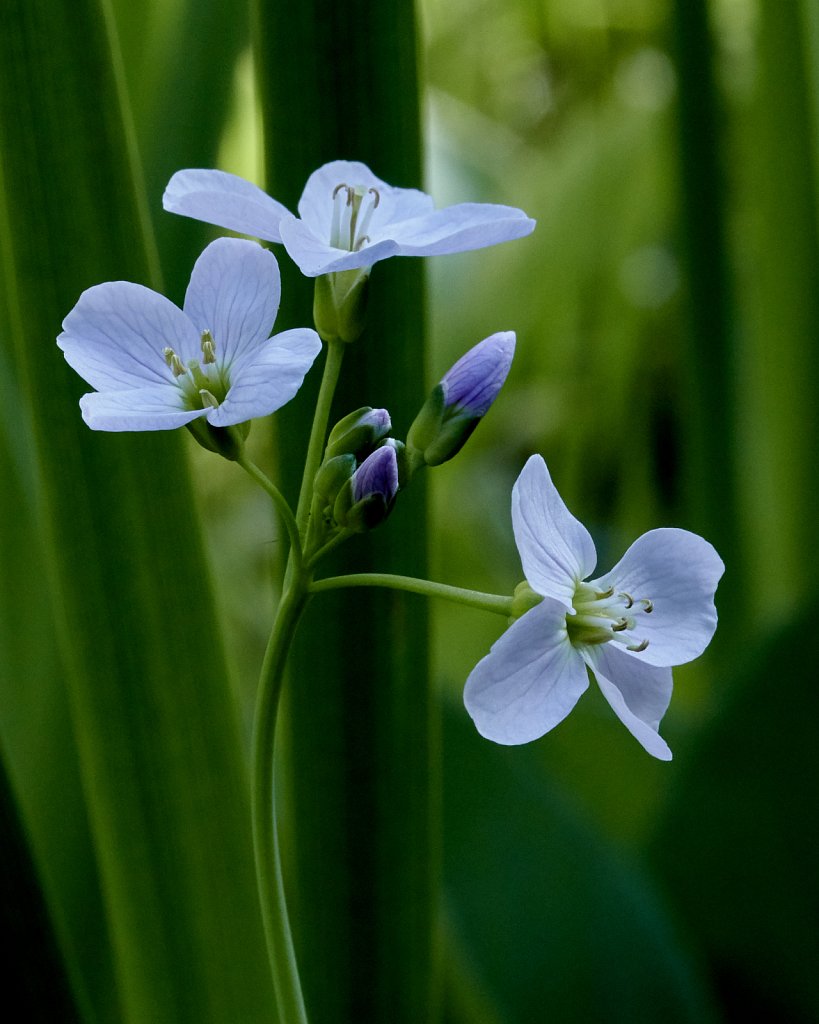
[440,331,515,417]
[353,445,399,504]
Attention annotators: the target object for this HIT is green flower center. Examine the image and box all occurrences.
[330,184,381,251]
[565,581,653,652]
[164,330,230,411]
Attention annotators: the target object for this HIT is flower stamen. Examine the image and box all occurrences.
[566,580,654,652]
[201,329,217,365]
[163,346,186,377]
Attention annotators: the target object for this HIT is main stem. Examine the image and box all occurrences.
[251,579,310,1024]
[252,336,347,1022]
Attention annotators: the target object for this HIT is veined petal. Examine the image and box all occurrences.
[183,238,281,367]
[279,215,400,276]
[512,455,597,608]
[206,328,321,427]
[387,202,535,256]
[296,160,394,237]
[592,528,724,667]
[583,645,673,761]
[464,599,589,745]
[162,169,290,243]
[58,281,200,391]
[80,386,205,431]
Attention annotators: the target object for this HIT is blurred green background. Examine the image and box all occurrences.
[2,0,818,1021]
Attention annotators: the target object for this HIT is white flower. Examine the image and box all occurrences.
[464,455,724,760]
[57,238,321,431]
[163,160,536,277]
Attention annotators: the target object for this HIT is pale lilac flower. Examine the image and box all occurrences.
[464,455,724,760]
[163,160,536,277]
[57,238,321,431]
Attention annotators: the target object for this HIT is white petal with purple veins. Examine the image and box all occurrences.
[464,599,589,745]
[183,237,281,368]
[512,455,597,608]
[163,169,290,243]
[591,528,724,667]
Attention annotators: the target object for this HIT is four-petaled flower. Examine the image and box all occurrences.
[464,455,724,760]
[163,160,536,277]
[58,238,321,431]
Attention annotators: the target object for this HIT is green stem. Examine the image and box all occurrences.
[238,456,303,573]
[249,335,346,1021]
[295,338,345,536]
[305,527,355,571]
[251,579,311,1024]
[310,573,514,616]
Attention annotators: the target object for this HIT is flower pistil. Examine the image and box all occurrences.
[330,184,381,251]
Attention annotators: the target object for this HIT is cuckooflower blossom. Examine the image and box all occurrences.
[464,455,724,760]
[57,238,321,432]
[163,160,536,277]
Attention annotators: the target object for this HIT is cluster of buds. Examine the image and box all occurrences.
[314,332,515,538]
[314,408,401,533]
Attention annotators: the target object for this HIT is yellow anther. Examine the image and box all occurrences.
[627,639,649,652]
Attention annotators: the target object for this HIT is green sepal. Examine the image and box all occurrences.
[509,580,544,623]
[325,406,391,460]
[185,418,249,461]
[421,411,479,467]
[332,478,393,533]
[314,453,357,506]
[406,383,445,457]
[314,269,370,344]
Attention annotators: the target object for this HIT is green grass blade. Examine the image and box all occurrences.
[0,2,275,1020]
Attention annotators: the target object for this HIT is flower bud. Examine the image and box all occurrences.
[325,406,392,461]
[407,331,515,468]
[334,445,399,532]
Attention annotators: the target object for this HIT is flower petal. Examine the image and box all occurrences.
[387,202,536,256]
[162,169,290,243]
[582,645,673,761]
[183,238,281,368]
[279,215,400,277]
[80,386,205,431]
[58,281,200,391]
[296,160,411,237]
[592,528,724,667]
[512,455,597,608]
[463,599,589,745]
[205,328,321,426]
